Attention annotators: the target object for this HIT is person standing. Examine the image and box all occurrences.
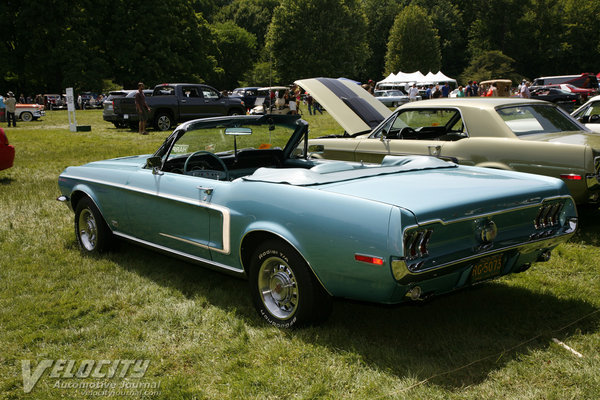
[465,81,473,97]
[5,92,17,127]
[0,94,5,122]
[135,82,151,135]
[408,84,419,102]
[425,85,433,99]
[520,81,531,98]
[441,82,450,98]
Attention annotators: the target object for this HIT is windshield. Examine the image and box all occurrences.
[496,104,584,136]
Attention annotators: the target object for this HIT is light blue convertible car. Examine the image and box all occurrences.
[58,114,578,328]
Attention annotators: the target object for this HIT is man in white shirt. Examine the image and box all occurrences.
[520,81,531,98]
[408,84,419,102]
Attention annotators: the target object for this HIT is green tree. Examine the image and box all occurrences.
[460,49,518,83]
[215,0,280,51]
[212,21,257,89]
[104,0,220,88]
[361,0,404,81]
[555,0,600,74]
[0,0,109,94]
[413,0,466,78]
[385,4,441,74]
[265,0,370,83]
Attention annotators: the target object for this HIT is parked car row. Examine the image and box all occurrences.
[57,77,588,328]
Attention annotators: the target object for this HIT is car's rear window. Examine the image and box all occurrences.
[496,104,583,136]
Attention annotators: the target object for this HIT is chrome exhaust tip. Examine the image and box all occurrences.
[406,286,422,301]
[537,251,551,262]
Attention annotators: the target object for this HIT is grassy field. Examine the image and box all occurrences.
[1,109,599,399]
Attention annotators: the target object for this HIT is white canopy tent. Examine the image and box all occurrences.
[377,70,457,88]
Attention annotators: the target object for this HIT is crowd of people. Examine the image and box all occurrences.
[373,79,533,99]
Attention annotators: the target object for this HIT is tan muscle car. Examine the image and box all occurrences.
[298,78,600,204]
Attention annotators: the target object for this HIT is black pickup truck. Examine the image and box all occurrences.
[113,83,246,131]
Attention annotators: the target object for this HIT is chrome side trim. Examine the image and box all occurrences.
[113,231,244,276]
[159,232,229,254]
[61,174,231,254]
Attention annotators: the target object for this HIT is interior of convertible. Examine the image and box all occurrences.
[155,116,318,181]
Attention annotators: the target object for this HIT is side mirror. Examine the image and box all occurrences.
[145,156,163,175]
[308,144,324,153]
[590,114,600,123]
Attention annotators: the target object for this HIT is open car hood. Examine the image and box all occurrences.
[296,78,391,135]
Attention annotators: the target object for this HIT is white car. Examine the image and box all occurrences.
[571,95,600,133]
[16,103,45,122]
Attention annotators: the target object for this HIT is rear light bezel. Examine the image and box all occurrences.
[403,228,433,262]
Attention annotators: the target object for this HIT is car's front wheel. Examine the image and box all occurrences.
[74,197,112,253]
[249,240,332,328]
[20,112,33,122]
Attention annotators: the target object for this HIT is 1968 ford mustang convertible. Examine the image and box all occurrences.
[58,114,578,328]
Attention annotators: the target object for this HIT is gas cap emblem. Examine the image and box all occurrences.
[480,220,498,243]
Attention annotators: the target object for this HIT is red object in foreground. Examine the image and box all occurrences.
[0,127,15,171]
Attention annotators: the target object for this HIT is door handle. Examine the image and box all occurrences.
[197,186,214,195]
[428,145,441,156]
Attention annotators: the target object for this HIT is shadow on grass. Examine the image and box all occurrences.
[572,205,600,246]
[99,238,599,391]
[0,176,14,185]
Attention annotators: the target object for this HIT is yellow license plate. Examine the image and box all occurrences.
[471,254,504,282]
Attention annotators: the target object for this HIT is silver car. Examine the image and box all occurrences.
[374,89,410,107]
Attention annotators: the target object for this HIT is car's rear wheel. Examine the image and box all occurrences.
[154,112,173,131]
[249,240,332,328]
[228,109,244,116]
[74,197,112,253]
[20,112,33,122]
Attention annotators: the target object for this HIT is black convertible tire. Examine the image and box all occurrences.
[74,197,112,254]
[154,112,173,131]
[249,240,332,328]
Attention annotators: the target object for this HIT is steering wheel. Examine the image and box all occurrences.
[399,127,416,138]
[183,150,230,180]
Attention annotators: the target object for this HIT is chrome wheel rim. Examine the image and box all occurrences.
[78,208,97,251]
[258,256,299,320]
[157,116,171,131]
